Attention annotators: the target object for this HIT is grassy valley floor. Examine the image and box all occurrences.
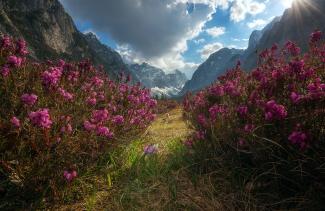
[52,108,224,211]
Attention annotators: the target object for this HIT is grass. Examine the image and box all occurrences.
[45,108,227,210]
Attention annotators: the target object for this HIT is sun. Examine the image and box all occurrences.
[282,0,295,8]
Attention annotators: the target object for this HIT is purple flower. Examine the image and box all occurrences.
[1,65,10,77]
[64,170,77,182]
[237,105,248,117]
[209,105,227,121]
[265,100,287,121]
[290,92,302,104]
[86,97,97,106]
[83,120,96,131]
[112,115,124,125]
[7,55,22,67]
[10,116,21,128]
[144,144,158,155]
[96,126,113,139]
[21,93,38,106]
[288,130,308,150]
[58,87,74,101]
[28,108,52,129]
[244,124,255,133]
[197,114,207,127]
[41,67,63,88]
[91,109,109,123]
[310,30,322,43]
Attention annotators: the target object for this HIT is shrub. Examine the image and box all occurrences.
[0,36,157,199]
[183,31,325,209]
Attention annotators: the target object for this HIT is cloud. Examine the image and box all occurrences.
[247,18,267,28]
[194,38,205,44]
[230,0,266,22]
[198,42,223,59]
[206,26,226,37]
[60,0,221,74]
[117,44,199,77]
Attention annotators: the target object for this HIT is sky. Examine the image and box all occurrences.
[60,0,294,78]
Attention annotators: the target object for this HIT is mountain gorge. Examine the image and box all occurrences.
[0,0,136,80]
[129,63,188,97]
[181,0,325,95]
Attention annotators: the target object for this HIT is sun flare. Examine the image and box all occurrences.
[282,0,295,8]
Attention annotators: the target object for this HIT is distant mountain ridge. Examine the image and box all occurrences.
[181,0,325,95]
[129,62,188,97]
[0,0,136,80]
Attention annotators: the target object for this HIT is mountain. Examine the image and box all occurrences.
[181,0,325,95]
[0,0,136,80]
[242,0,325,70]
[180,48,244,95]
[129,63,188,97]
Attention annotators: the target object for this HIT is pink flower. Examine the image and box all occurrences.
[1,35,11,48]
[28,108,52,129]
[64,170,77,182]
[310,30,322,43]
[244,124,255,133]
[83,120,96,131]
[61,123,73,134]
[91,109,109,123]
[96,126,113,139]
[1,65,10,77]
[237,105,248,117]
[21,93,38,106]
[184,139,194,148]
[112,115,124,125]
[197,114,207,127]
[41,67,63,88]
[16,39,28,55]
[209,84,224,96]
[7,55,22,67]
[58,87,74,101]
[209,105,227,121]
[238,138,246,147]
[10,116,21,128]
[290,92,302,104]
[285,41,300,56]
[265,100,287,121]
[91,76,104,88]
[288,130,308,150]
[195,130,205,140]
[86,97,97,106]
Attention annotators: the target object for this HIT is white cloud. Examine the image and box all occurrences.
[194,38,205,44]
[230,0,266,22]
[198,42,223,59]
[247,19,267,28]
[232,38,241,41]
[206,26,226,37]
[117,44,199,77]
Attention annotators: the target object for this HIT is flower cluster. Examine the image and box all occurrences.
[183,31,325,209]
[21,93,38,106]
[28,108,53,129]
[0,35,157,197]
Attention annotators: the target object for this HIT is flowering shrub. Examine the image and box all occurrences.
[183,31,325,209]
[0,36,156,199]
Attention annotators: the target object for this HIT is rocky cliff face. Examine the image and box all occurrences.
[180,48,243,94]
[129,63,188,97]
[0,0,134,80]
